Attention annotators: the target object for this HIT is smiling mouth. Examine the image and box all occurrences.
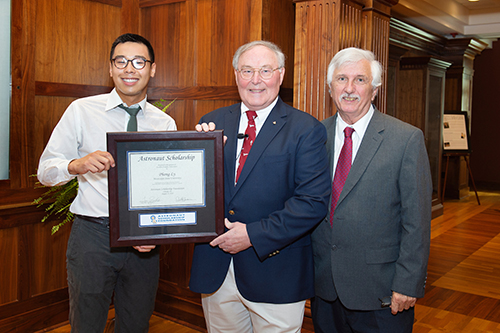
[122,78,139,83]
[249,88,265,93]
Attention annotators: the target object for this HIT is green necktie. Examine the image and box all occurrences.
[118,104,141,131]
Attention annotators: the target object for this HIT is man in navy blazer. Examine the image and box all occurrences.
[189,41,331,332]
[311,48,432,332]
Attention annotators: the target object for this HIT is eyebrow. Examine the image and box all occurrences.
[114,55,148,59]
[335,74,369,80]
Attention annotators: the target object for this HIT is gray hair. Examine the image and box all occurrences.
[232,41,285,70]
[326,47,382,90]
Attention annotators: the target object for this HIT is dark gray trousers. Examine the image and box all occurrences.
[66,216,159,333]
[311,296,414,333]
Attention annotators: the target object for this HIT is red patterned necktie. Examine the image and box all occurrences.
[236,111,257,183]
[330,127,355,226]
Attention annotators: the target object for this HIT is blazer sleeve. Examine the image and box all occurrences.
[392,128,432,298]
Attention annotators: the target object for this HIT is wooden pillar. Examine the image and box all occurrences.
[293,0,398,121]
[396,57,451,217]
[441,38,487,199]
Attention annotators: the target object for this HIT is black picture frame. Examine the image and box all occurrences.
[107,130,224,247]
[443,111,471,154]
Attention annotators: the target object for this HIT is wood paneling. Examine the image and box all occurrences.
[293,0,393,121]
[0,228,18,305]
[35,0,120,86]
[10,0,36,189]
[31,222,71,296]
[294,1,336,121]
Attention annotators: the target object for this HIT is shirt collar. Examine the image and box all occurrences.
[336,104,374,141]
[240,96,279,116]
[106,88,148,112]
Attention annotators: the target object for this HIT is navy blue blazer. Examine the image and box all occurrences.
[189,98,331,303]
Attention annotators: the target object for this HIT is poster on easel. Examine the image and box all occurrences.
[443,113,470,152]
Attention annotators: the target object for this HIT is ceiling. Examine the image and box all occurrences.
[392,0,500,46]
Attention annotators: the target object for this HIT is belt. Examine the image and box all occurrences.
[75,214,110,228]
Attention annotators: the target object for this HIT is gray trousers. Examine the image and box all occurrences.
[66,216,159,333]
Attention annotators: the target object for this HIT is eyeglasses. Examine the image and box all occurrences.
[237,67,282,80]
[111,56,152,70]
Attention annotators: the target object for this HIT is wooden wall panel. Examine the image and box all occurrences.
[0,228,18,305]
[339,1,364,50]
[293,0,392,120]
[35,0,120,86]
[293,0,367,121]
[10,0,36,189]
[35,97,78,162]
[194,100,241,123]
[294,1,337,121]
[31,223,71,296]
[142,1,194,87]
[396,69,425,130]
[263,0,296,89]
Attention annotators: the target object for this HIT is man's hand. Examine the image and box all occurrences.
[195,122,227,144]
[195,122,216,132]
[390,291,417,315]
[133,245,156,253]
[210,218,252,254]
[68,151,115,175]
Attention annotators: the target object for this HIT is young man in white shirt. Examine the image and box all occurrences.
[37,33,177,333]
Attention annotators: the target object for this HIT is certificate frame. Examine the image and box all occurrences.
[107,130,224,247]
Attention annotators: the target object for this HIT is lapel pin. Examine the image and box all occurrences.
[273,121,276,125]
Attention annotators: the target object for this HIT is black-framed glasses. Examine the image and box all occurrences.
[237,67,282,80]
[111,56,152,70]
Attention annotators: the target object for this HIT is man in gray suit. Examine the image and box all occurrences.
[311,47,432,332]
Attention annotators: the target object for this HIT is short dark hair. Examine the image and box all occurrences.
[110,33,155,63]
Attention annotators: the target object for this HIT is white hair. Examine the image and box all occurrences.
[326,47,382,90]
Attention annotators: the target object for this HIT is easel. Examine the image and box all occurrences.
[441,152,480,205]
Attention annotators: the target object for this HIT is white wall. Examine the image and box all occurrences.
[0,0,11,180]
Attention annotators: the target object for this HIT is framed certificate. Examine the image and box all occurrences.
[107,130,224,247]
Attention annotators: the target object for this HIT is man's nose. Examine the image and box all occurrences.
[250,71,262,84]
[124,61,136,73]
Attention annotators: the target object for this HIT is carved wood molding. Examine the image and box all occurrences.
[140,0,186,7]
[83,0,187,7]
[293,0,398,5]
[146,86,240,100]
[35,82,113,99]
[34,81,239,100]
[85,0,122,6]
[35,81,294,103]
[390,18,446,56]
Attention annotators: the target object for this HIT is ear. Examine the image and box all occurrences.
[109,61,113,78]
[278,67,285,85]
[150,62,157,78]
[372,86,379,101]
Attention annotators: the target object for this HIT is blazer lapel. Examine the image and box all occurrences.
[233,99,287,194]
[336,109,385,206]
[324,114,338,179]
[224,104,243,198]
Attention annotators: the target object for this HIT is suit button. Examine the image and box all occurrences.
[332,245,338,251]
[229,210,235,215]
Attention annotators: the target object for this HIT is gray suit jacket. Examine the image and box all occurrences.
[311,108,432,311]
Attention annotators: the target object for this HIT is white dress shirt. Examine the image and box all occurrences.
[235,97,278,177]
[333,105,374,172]
[37,88,177,217]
